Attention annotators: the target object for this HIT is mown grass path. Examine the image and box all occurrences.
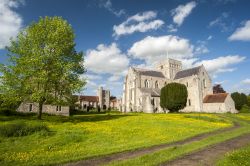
[66,121,240,166]
[163,115,250,166]
[164,133,250,166]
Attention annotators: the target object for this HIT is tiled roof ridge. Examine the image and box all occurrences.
[203,93,229,103]
[174,65,202,79]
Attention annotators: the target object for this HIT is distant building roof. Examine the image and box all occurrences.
[138,88,161,97]
[133,68,165,78]
[79,96,99,102]
[174,66,201,79]
[203,93,228,103]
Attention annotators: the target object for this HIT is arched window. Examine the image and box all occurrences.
[203,79,206,88]
[155,81,159,89]
[144,79,150,88]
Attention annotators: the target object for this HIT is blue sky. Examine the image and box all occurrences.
[0,0,250,97]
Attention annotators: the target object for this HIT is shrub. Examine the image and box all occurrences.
[160,82,188,112]
[0,122,49,137]
[239,105,250,113]
[231,92,248,110]
[247,95,250,107]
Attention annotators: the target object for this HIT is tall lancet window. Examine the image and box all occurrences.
[145,79,150,88]
[155,81,159,89]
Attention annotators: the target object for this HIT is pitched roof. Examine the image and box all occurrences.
[203,93,228,103]
[79,96,99,102]
[133,68,165,78]
[174,66,201,79]
[138,88,161,97]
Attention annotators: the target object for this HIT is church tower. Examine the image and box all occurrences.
[156,58,182,79]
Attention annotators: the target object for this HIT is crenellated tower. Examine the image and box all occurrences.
[156,58,182,79]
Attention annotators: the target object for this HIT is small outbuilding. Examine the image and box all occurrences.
[203,93,237,113]
[17,102,70,116]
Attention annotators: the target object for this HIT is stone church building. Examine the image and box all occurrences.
[121,58,237,113]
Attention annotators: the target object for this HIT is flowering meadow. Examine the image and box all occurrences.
[0,112,232,165]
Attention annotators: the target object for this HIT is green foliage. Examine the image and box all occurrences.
[0,94,21,115]
[0,16,86,119]
[239,105,250,113]
[0,122,49,137]
[160,82,188,112]
[247,95,250,107]
[231,92,248,110]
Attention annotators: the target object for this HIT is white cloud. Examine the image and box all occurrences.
[113,11,164,38]
[167,24,178,32]
[108,75,121,82]
[128,34,245,78]
[195,55,245,77]
[194,40,209,55]
[228,20,250,41]
[214,80,227,85]
[171,1,197,26]
[208,12,233,32]
[241,78,250,85]
[0,0,23,49]
[86,80,97,88]
[127,11,156,22]
[84,74,102,80]
[207,35,213,40]
[85,43,129,75]
[99,0,125,17]
[128,35,194,65]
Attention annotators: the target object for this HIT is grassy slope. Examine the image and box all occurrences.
[0,113,230,166]
[108,114,250,166]
[216,113,250,166]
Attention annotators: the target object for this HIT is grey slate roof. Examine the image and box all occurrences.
[138,88,161,97]
[134,68,165,78]
[174,66,201,79]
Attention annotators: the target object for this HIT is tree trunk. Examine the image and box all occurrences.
[38,102,43,120]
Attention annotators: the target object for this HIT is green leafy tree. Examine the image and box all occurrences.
[247,95,250,107]
[241,93,248,106]
[231,92,247,110]
[0,16,85,119]
[160,82,188,112]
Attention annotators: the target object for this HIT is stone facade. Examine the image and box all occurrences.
[203,93,237,113]
[17,102,70,116]
[78,96,99,109]
[77,86,119,110]
[98,86,110,109]
[121,58,236,113]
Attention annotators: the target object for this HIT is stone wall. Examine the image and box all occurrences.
[17,102,70,116]
[203,95,237,113]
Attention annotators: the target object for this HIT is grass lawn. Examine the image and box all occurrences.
[216,143,250,166]
[108,114,250,166]
[0,112,231,165]
[215,113,250,166]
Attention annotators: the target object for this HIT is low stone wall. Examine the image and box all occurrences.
[17,102,70,116]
